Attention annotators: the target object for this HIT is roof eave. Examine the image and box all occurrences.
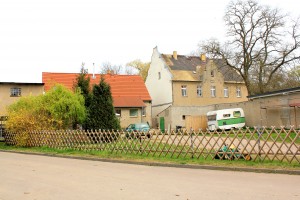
[248,87,300,99]
[224,81,245,84]
[0,82,44,85]
[114,105,146,108]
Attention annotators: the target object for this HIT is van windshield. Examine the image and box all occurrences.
[207,114,217,121]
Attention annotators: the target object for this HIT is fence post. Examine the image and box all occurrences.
[190,127,194,158]
[257,127,262,161]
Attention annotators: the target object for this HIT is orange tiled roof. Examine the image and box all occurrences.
[42,72,151,104]
[113,96,146,107]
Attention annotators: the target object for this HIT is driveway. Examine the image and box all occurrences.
[0,152,299,200]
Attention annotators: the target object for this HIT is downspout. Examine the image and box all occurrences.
[141,106,143,123]
[171,80,174,130]
[294,106,297,127]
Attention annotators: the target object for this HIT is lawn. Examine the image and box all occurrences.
[208,128,300,144]
[1,141,299,171]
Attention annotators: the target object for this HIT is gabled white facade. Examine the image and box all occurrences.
[145,47,173,117]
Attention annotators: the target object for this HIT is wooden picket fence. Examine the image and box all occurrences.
[3,127,300,164]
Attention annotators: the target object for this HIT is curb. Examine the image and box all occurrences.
[1,149,299,175]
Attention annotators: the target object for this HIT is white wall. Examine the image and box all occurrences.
[157,105,216,130]
[145,47,173,116]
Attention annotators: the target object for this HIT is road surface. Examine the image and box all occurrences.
[0,152,299,200]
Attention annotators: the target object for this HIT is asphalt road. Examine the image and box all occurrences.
[0,152,299,200]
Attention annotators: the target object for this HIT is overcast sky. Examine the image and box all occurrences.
[0,0,299,83]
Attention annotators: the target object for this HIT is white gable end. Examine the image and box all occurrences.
[146,47,173,116]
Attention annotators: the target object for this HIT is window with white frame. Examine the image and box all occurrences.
[236,87,241,97]
[115,109,121,117]
[224,87,229,97]
[211,86,216,97]
[181,85,187,97]
[129,109,138,117]
[10,88,21,97]
[158,72,161,80]
[197,85,202,97]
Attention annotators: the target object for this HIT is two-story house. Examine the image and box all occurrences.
[145,47,248,130]
[0,82,44,116]
[42,72,152,128]
[0,82,44,137]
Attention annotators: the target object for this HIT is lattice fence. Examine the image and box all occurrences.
[4,127,300,164]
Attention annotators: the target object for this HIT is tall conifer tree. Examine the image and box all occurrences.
[73,63,91,129]
[87,76,120,130]
[73,63,91,107]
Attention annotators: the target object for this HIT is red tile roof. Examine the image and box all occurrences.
[42,72,151,107]
[113,96,146,107]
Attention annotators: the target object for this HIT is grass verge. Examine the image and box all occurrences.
[1,142,299,171]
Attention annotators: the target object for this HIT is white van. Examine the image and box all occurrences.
[207,108,245,131]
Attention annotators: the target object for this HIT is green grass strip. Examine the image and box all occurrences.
[0,142,299,171]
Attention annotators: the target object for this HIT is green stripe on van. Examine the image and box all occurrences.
[217,117,245,126]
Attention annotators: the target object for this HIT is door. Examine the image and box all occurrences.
[160,117,165,133]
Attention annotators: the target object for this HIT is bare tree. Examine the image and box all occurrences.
[126,59,150,81]
[124,65,138,75]
[100,62,122,75]
[250,66,299,94]
[199,0,300,95]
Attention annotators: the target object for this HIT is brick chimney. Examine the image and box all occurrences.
[173,51,177,60]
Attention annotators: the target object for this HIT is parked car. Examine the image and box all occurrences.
[125,122,151,139]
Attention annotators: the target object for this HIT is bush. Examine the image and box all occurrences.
[6,85,86,146]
